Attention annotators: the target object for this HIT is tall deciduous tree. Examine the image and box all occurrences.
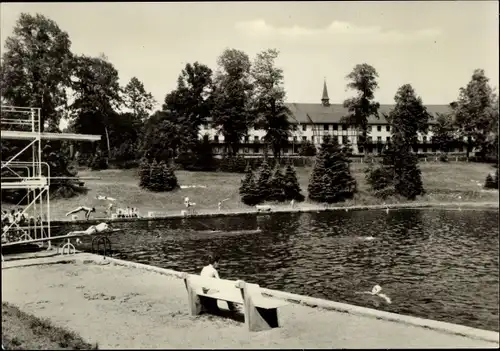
[211,49,253,156]
[123,77,156,121]
[251,49,291,159]
[387,84,431,146]
[70,55,122,157]
[341,64,380,155]
[163,62,213,152]
[453,69,498,159]
[0,13,73,131]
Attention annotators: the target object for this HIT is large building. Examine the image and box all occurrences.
[199,81,465,156]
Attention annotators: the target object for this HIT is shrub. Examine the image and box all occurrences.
[484,173,497,189]
[90,152,108,171]
[299,140,317,156]
[439,153,449,162]
[148,159,163,192]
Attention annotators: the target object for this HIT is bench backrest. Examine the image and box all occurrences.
[186,274,240,294]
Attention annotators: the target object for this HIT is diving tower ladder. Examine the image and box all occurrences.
[1,105,101,252]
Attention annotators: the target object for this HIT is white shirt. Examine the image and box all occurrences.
[200,264,219,279]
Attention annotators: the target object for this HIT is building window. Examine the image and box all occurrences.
[342,124,348,131]
[214,136,219,142]
[386,136,391,143]
[377,136,382,143]
[358,146,364,154]
[244,136,249,142]
[367,136,373,143]
[423,136,427,143]
[342,136,348,144]
[302,136,307,141]
[293,136,297,142]
[386,126,390,132]
[377,126,382,132]
[283,148,288,154]
[302,125,307,131]
[253,147,259,153]
[254,136,259,142]
[324,124,329,131]
[292,124,297,131]
[423,147,427,153]
[333,123,338,131]
[244,148,249,153]
[367,126,372,132]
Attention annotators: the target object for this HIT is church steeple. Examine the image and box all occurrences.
[321,78,330,106]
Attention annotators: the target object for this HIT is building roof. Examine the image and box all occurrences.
[285,103,451,125]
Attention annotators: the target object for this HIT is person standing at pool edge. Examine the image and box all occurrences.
[200,254,238,313]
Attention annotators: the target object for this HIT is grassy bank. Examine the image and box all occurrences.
[12,162,499,221]
[1,302,97,350]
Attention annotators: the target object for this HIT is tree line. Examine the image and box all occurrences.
[1,13,498,203]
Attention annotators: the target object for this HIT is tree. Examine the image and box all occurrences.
[283,164,305,201]
[484,173,496,189]
[432,112,456,153]
[0,13,83,200]
[251,49,291,158]
[140,110,180,162]
[107,112,143,166]
[160,160,179,191]
[239,165,259,205]
[256,160,272,202]
[387,84,431,146]
[163,62,213,156]
[211,49,253,156]
[341,64,381,156]
[299,140,317,156]
[138,157,151,188]
[367,85,426,200]
[268,165,285,202]
[148,159,163,192]
[123,77,156,121]
[0,13,73,132]
[70,55,122,159]
[453,69,498,159]
[308,139,356,203]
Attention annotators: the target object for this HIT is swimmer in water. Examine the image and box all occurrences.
[355,284,392,304]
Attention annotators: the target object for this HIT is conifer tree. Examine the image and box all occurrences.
[161,160,179,191]
[484,173,495,189]
[148,159,162,192]
[256,160,273,202]
[308,139,356,203]
[239,164,259,205]
[283,163,304,201]
[268,166,285,202]
[138,157,150,189]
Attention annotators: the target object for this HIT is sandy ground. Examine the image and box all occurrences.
[2,255,498,349]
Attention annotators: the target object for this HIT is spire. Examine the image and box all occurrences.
[321,78,330,106]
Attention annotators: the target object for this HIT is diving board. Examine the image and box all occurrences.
[1,178,47,189]
[1,130,101,141]
[1,229,122,247]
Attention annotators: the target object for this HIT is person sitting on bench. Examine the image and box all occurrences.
[200,254,239,313]
[65,206,96,220]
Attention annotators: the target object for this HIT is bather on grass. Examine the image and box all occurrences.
[65,206,96,220]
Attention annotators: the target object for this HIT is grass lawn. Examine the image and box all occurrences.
[39,161,498,221]
[1,302,97,350]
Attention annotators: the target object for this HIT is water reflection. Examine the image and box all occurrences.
[63,208,499,332]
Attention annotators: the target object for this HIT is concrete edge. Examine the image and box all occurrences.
[69,254,500,344]
[50,201,499,225]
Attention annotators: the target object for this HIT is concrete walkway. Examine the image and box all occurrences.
[2,253,499,349]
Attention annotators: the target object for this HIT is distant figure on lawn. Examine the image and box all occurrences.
[65,206,96,220]
[184,197,196,215]
[200,254,239,313]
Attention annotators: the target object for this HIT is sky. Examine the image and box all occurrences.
[1,1,499,111]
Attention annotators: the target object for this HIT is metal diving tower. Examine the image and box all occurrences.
[1,105,101,252]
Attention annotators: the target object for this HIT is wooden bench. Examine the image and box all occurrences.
[182,273,288,332]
